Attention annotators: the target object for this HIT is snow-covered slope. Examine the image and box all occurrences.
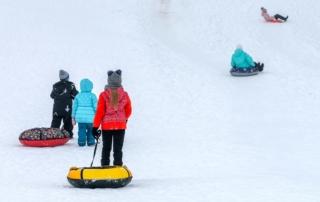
[1,0,320,201]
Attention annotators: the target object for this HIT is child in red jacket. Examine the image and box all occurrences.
[92,70,132,166]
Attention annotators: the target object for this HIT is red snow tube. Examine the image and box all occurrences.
[19,138,70,147]
[19,127,70,147]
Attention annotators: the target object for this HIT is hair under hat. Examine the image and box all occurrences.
[59,70,69,81]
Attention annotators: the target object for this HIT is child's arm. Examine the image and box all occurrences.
[71,96,78,118]
[50,86,60,100]
[125,94,132,120]
[245,53,255,67]
[92,94,98,112]
[93,93,105,128]
[70,83,79,99]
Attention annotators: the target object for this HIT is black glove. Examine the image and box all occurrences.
[92,127,101,139]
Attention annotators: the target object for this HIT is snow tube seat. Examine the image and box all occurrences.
[230,67,259,77]
[67,165,133,188]
[19,127,70,147]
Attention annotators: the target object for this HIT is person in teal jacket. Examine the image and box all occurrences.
[71,78,97,146]
[231,44,264,71]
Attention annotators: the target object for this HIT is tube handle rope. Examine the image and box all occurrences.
[90,129,102,167]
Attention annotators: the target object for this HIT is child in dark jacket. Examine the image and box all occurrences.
[71,79,97,146]
[50,70,79,138]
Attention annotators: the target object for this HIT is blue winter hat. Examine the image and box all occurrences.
[59,70,69,81]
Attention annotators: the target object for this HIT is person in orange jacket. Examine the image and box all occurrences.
[92,69,132,167]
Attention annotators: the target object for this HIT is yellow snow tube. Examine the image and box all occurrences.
[67,165,132,188]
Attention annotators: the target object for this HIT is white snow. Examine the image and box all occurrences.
[1,0,320,201]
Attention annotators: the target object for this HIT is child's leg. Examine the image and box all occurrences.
[78,123,86,146]
[113,130,125,166]
[51,116,62,129]
[274,14,286,21]
[101,130,113,166]
[62,114,74,138]
[86,123,95,146]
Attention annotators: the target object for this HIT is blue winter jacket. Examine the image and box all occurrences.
[71,79,97,123]
[230,49,255,68]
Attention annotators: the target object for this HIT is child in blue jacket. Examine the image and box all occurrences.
[71,79,97,146]
[231,44,264,71]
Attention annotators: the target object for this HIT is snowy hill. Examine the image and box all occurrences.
[1,0,320,201]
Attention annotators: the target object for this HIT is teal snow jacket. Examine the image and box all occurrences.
[231,49,255,68]
[71,79,97,123]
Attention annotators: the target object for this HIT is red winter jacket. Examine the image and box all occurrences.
[93,87,132,130]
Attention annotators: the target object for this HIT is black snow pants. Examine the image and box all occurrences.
[51,114,73,138]
[274,14,286,21]
[101,130,125,166]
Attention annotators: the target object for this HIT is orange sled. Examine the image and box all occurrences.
[267,20,282,23]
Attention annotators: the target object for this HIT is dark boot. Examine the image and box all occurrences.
[285,16,289,21]
[259,63,264,72]
[254,62,261,71]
